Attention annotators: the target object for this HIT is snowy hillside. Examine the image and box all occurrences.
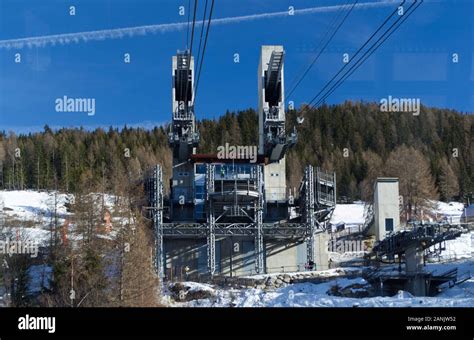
[330,202,366,229]
[1,191,71,222]
[0,190,117,245]
[432,201,465,224]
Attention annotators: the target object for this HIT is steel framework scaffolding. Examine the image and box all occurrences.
[149,164,336,278]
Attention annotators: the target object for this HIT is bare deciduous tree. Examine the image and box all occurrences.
[384,145,438,219]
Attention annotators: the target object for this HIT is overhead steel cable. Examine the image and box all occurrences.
[313,0,423,108]
[186,0,191,48]
[312,0,422,108]
[184,0,199,108]
[193,0,215,105]
[188,0,198,55]
[194,0,209,76]
[303,0,406,110]
[286,0,358,101]
[287,0,352,95]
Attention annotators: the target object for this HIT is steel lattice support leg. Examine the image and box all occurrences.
[255,211,264,274]
[306,234,314,266]
[255,165,265,274]
[207,210,216,276]
[206,164,216,276]
[305,165,316,267]
[153,165,164,280]
[155,221,164,279]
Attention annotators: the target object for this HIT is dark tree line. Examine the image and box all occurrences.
[0,101,472,202]
[285,101,472,203]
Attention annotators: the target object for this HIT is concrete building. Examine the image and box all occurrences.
[374,177,400,241]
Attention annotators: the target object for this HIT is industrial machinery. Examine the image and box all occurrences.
[367,222,467,296]
[147,46,336,281]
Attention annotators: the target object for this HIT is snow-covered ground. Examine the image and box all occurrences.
[427,231,473,261]
[163,196,474,307]
[241,267,362,280]
[432,201,465,224]
[164,260,474,307]
[0,191,71,222]
[163,229,474,307]
[328,250,366,263]
[330,202,366,230]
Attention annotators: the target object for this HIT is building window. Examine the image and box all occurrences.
[385,218,394,232]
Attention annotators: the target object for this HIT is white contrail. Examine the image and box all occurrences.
[0,1,399,50]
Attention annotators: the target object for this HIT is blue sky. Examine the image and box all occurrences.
[0,0,472,133]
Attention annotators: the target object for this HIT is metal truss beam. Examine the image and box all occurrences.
[161,223,308,237]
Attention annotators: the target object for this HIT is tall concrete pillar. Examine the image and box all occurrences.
[405,245,427,296]
[314,233,329,271]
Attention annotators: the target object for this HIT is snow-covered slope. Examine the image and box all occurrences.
[0,190,117,245]
[330,202,366,229]
[431,201,465,224]
[1,190,116,221]
[1,190,71,222]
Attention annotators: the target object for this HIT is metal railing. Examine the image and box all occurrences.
[173,107,194,120]
[264,106,282,121]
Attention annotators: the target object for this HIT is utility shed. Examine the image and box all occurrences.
[374,177,400,241]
